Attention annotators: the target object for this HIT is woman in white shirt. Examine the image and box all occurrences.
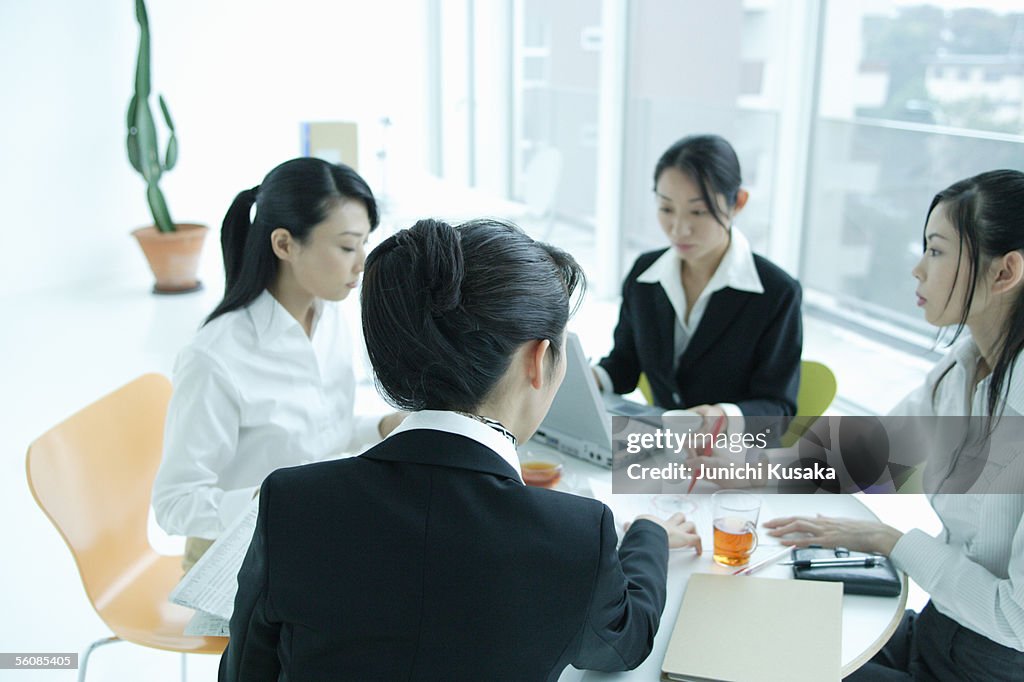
[595,134,802,428]
[765,169,1024,680]
[152,157,403,567]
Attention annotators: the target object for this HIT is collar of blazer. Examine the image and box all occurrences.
[675,287,754,369]
[643,280,755,372]
[363,429,524,483]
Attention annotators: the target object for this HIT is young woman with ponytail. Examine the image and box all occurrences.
[220,219,702,681]
[766,170,1024,680]
[153,158,404,568]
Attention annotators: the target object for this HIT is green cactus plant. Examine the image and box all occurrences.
[126,0,177,233]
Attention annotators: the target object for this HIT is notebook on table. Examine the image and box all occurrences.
[661,573,842,682]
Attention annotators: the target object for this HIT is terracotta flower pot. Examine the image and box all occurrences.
[132,223,209,294]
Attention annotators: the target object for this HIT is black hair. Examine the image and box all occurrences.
[361,218,585,412]
[205,157,379,324]
[653,134,742,229]
[927,169,1024,422]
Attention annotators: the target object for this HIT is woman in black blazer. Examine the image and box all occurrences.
[220,219,702,681]
[597,134,802,422]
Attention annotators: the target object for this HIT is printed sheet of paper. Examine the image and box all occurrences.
[169,496,259,620]
[183,609,230,637]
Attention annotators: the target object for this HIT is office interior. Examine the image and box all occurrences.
[3,0,1022,679]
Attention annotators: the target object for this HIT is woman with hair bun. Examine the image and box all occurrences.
[221,219,701,681]
[153,157,404,569]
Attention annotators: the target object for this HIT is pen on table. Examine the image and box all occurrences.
[780,557,881,569]
[687,414,726,494]
[732,545,793,576]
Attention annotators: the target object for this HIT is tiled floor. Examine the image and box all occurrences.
[1,221,940,680]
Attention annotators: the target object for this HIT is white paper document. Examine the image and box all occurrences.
[169,496,260,620]
[184,609,230,637]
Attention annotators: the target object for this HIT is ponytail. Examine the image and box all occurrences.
[220,186,259,293]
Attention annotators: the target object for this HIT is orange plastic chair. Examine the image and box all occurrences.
[25,373,226,681]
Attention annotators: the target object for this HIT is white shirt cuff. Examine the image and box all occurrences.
[889,527,948,591]
[592,364,613,394]
[718,402,745,437]
[218,486,260,532]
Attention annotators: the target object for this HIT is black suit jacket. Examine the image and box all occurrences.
[220,429,669,681]
[599,249,802,417]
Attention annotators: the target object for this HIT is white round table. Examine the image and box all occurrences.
[532,450,908,681]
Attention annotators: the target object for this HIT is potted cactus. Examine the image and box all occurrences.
[128,0,207,294]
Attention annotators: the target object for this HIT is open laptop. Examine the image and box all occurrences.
[533,332,666,468]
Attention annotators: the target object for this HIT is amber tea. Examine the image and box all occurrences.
[521,460,562,488]
[713,517,758,566]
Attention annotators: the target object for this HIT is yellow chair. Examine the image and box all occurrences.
[637,372,655,406]
[639,363,837,447]
[25,374,226,682]
[781,360,838,447]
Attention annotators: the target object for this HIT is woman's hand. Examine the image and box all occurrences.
[689,403,727,425]
[378,411,408,438]
[627,512,703,554]
[763,514,903,555]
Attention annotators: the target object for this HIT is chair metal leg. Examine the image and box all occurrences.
[78,636,121,682]
[180,652,188,682]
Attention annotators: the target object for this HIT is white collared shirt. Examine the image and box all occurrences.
[594,227,763,420]
[888,334,1024,650]
[153,290,382,539]
[388,410,523,484]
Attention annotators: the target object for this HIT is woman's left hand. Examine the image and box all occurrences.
[763,514,904,556]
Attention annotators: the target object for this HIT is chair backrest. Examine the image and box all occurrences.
[522,147,563,217]
[782,361,838,446]
[796,360,837,418]
[638,372,655,406]
[26,373,172,609]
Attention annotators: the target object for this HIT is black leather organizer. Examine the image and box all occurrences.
[791,545,902,597]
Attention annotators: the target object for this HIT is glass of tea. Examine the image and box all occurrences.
[711,490,760,566]
[519,451,564,489]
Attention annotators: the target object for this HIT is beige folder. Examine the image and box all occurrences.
[661,573,842,682]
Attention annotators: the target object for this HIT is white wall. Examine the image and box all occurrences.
[0,0,428,296]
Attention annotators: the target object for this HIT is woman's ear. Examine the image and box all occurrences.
[270,228,295,261]
[527,339,552,390]
[732,188,750,217]
[991,250,1024,296]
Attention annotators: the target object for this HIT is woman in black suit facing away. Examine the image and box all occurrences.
[596,134,802,428]
[220,219,702,681]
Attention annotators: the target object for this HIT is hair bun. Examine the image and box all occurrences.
[408,219,465,317]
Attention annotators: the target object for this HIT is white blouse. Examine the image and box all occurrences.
[888,334,1024,651]
[152,290,382,539]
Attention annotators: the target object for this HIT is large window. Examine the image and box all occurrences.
[802,0,1024,336]
[432,0,1024,384]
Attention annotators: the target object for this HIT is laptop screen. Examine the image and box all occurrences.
[538,332,611,449]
